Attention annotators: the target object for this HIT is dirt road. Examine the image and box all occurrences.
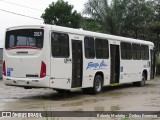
[0,77,160,120]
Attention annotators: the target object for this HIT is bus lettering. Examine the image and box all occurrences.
[86,60,107,70]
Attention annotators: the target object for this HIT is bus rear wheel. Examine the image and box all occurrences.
[93,75,103,94]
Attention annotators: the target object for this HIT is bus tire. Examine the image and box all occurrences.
[133,73,146,87]
[93,75,103,94]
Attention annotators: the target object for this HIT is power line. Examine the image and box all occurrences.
[0,0,43,12]
[0,8,43,21]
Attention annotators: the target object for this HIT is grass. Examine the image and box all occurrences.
[121,117,129,120]
[40,94,60,120]
[44,109,55,120]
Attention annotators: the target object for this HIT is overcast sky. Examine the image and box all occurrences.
[0,0,89,48]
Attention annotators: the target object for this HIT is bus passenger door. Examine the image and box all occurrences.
[150,49,155,79]
[110,44,120,84]
[71,40,83,88]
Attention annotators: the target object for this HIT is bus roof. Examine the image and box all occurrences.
[6,24,154,46]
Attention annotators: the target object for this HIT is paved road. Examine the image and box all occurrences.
[0,77,160,120]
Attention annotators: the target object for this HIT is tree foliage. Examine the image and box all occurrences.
[120,0,155,39]
[83,0,159,42]
[81,18,103,32]
[149,1,160,34]
[83,0,126,35]
[41,0,82,28]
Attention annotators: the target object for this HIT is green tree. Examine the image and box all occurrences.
[148,0,160,51]
[83,0,156,40]
[81,17,103,32]
[121,0,155,39]
[41,0,82,28]
[83,0,128,35]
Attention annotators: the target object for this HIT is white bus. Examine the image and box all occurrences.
[3,25,156,94]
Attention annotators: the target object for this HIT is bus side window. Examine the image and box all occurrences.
[121,42,132,60]
[132,43,141,60]
[51,32,69,58]
[141,45,149,60]
[84,37,95,58]
[95,38,109,59]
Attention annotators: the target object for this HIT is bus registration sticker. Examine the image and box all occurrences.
[7,68,13,76]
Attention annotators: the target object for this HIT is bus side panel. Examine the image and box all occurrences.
[120,59,151,83]
[50,32,72,90]
[83,59,110,88]
[83,39,111,87]
[50,58,72,89]
[119,60,142,83]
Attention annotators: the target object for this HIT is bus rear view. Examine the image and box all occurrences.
[3,25,155,94]
[3,26,50,88]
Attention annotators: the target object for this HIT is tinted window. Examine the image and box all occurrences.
[95,38,109,59]
[132,43,141,60]
[84,37,95,58]
[121,42,132,59]
[5,29,44,49]
[9,35,15,48]
[141,45,149,60]
[51,32,69,57]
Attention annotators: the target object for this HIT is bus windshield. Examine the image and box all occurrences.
[5,29,44,49]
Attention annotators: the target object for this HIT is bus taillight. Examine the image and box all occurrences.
[3,61,6,76]
[40,61,46,78]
